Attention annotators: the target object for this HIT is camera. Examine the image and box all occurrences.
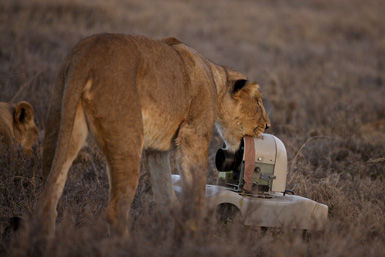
[173,133,328,230]
[215,134,288,194]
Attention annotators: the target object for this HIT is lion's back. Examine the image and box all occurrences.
[49,33,217,151]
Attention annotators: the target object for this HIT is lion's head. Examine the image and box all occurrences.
[0,101,38,153]
[216,69,270,152]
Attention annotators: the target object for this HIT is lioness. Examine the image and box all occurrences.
[40,34,270,236]
[0,101,38,153]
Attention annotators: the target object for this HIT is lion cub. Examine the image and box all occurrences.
[0,101,38,153]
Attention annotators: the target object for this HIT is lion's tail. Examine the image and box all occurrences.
[43,56,90,193]
[48,62,90,179]
[37,54,92,236]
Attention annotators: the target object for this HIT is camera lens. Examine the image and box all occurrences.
[215,139,244,172]
[215,149,236,171]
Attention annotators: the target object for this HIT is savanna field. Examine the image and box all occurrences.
[0,0,384,256]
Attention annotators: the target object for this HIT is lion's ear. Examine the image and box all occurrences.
[14,101,34,126]
[226,68,249,96]
[232,79,248,95]
[232,82,261,99]
[243,83,261,98]
[226,68,247,81]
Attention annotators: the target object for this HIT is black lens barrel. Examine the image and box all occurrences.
[215,149,236,171]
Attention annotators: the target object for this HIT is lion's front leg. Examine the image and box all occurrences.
[175,124,210,224]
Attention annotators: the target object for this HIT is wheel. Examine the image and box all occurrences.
[216,204,241,225]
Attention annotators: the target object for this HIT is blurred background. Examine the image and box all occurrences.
[0,0,384,256]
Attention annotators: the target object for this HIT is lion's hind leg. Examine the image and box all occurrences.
[84,98,144,237]
[91,125,143,237]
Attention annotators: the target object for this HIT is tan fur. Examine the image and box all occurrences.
[0,101,38,153]
[39,33,270,236]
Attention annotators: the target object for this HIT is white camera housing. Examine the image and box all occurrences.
[243,133,288,193]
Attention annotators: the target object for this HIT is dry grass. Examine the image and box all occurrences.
[1,0,384,256]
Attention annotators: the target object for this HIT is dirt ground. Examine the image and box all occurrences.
[0,0,384,256]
